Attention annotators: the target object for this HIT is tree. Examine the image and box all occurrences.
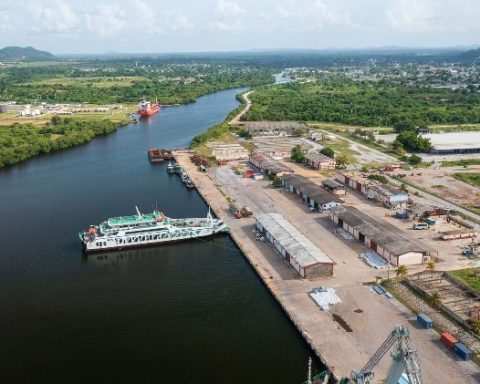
[429,291,442,310]
[396,264,408,281]
[290,145,305,163]
[394,131,432,153]
[426,260,436,274]
[470,316,480,335]
[335,154,350,169]
[320,147,335,158]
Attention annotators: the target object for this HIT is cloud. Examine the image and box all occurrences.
[0,9,12,33]
[264,0,354,31]
[28,0,78,33]
[386,0,434,33]
[85,3,127,38]
[210,0,245,31]
[168,12,194,32]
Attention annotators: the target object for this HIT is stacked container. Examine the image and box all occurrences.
[417,313,433,329]
[454,343,472,361]
[440,332,458,350]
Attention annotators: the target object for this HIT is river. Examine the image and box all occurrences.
[0,88,322,383]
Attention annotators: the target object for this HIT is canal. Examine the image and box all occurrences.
[0,88,322,383]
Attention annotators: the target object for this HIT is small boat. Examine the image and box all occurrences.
[174,164,183,174]
[185,179,195,189]
[181,172,189,183]
[167,161,175,174]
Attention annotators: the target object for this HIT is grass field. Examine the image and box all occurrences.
[29,76,147,88]
[0,104,137,126]
[453,173,480,188]
[442,159,480,167]
[450,268,480,292]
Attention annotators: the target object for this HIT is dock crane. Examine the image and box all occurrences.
[350,325,422,384]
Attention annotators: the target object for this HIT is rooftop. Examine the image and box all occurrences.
[332,206,430,256]
[422,132,480,150]
[305,151,336,163]
[256,213,334,267]
[283,175,342,204]
[322,179,344,189]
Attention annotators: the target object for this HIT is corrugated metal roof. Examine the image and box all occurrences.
[282,175,342,204]
[322,179,344,189]
[305,151,335,163]
[256,213,334,267]
[332,207,429,256]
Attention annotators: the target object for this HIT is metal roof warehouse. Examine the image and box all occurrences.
[256,213,334,278]
[330,206,431,266]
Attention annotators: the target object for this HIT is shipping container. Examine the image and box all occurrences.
[440,332,458,349]
[454,343,472,361]
[417,313,433,329]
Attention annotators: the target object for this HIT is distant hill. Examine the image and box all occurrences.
[459,47,480,61]
[0,46,55,61]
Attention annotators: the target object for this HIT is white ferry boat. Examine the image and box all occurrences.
[79,207,228,253]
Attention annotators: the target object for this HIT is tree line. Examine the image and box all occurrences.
[0,117,122,168]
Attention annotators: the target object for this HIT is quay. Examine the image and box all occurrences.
[173,150,480,383]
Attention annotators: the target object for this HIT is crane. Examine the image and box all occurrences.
[350,325,422,384]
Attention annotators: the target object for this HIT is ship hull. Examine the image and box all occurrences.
[137,105,160,117]
[82,223,229,253]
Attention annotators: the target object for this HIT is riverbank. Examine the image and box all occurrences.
[173,151,480,383]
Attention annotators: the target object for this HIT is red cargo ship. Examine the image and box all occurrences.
[137,100,160,117]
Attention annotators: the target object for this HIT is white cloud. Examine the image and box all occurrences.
[386,0,434,33]
[210,0,245,31]
[168,12,194,32]
[0,9,12,33]
[28,0,78,33]
[85,3,127,38]
[266,0,354,31]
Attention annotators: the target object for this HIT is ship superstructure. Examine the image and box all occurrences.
[137,100,160,117]
[80,207,228,252]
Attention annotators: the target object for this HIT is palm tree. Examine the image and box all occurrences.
[426,260,436,277]
[429,291,442,310]
[470,316,480,335]
[396,265,408,281]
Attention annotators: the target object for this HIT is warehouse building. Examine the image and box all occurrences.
[422,132,480,155]
[335,172,408,208]
[249,152,294,177]
[322,179,346,196]
[208,143,249,161]
[305,151,336,170]
[330,207,430,266]
[243,121,308,137]
[282,175,343,211]
[256,213,335,278]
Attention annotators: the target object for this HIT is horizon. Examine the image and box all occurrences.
[1,0,480,54]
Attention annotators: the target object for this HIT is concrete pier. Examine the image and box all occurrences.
[173,150,480,383]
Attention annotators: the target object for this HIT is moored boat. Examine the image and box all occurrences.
[138,100,160,117]
[167,160,175,173]
[79,207,229,253]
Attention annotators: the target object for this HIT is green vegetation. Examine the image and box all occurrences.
[0,62,275,105]
[290,145,306,163]
[450,268,480,292]
[401,154,422,165]
[190,123,230,148]
[367,174,388,184]
[320,147,334,158]
[442,159,480,167]
[0,46,54,61]
[0,117,122,168]
[244,81,480,127]
[453,173,480,188]
[394,131,432,153]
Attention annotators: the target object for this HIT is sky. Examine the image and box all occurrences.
[0,0,479,53]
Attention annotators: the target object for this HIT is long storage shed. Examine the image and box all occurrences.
[256,213,334,279]
[330,206,431,266]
